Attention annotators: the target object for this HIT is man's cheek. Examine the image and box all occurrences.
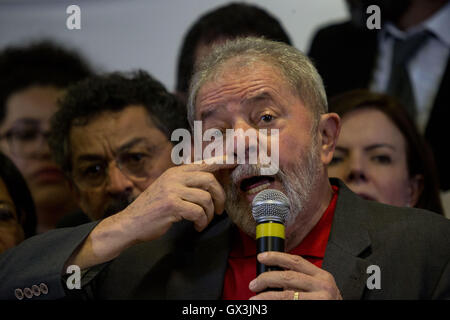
[278,134,304,163]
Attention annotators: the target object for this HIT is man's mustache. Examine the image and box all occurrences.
[230,163,281,187]
[231,164,264,185]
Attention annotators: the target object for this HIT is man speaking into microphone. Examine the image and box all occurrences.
[1,37,450,300]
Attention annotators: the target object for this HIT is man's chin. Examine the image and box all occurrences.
[224,180,285,238]
[233,215,257,239]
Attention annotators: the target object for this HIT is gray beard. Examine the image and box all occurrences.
[223,139,321,238]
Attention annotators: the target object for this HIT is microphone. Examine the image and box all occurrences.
[252,189,290,275]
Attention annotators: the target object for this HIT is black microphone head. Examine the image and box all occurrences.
[252,189,290,224]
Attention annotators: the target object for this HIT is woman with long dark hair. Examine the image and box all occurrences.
[328,89,443,215]
[0,152,36,254]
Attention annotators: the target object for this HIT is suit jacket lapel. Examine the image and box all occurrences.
[322,179,372,299]
[166,215,233,299]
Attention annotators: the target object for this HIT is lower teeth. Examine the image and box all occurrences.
[247,182,271,195]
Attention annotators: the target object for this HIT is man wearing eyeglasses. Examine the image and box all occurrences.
[0,41,92,233]
[47,70,188,222]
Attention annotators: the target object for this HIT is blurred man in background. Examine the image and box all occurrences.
[176,2,292,104]
[50,71,189,225]
[308,0,450,192]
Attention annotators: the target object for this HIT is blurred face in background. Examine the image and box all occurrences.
[0,85,77,231]
[69,106,174,220]
[328,107,421,207]
[0,177,24,254]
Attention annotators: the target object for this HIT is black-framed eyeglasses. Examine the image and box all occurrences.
[72,144,159,189]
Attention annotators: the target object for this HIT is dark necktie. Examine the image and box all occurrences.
[386,30,430,119]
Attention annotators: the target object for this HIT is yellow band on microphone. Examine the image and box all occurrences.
[256,222,285,239]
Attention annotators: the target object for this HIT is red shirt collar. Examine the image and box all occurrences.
[222,186,339,300]
[289,185,338,259]
[229,185,339,259]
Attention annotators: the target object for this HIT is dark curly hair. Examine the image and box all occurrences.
[0,40,93,124]
[49,70,189,174]
[0,152,36,238]
[176,2,292,98]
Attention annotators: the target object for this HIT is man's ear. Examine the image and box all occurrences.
[407,174,424,207]
[318,113,341,165]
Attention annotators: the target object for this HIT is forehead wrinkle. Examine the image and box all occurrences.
[75,137,148,163]
[242,90,277,106]
[198,79,281,119]
[199,82,251,106]
[71,128,112,163]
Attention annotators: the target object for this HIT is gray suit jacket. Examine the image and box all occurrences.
[1,179,449,299]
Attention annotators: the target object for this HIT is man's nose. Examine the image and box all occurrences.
[105,162,134,195]
[230,119,259,163]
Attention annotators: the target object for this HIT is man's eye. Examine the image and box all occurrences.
[120,153,152,170]
[212,129,223,137]
[261,114,274,123]
[123,153,147,163]
[82,164,103,177]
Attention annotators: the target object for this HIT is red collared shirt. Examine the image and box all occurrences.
[222,186,338,300]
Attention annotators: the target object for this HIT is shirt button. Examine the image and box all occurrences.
[14,288,24,300]
[39,283,48,295]
[23,287,33,299]
[31,285,41,296]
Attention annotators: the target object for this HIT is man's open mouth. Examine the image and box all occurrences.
[239,175,275,195]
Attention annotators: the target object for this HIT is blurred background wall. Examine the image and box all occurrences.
[0,0,348,92]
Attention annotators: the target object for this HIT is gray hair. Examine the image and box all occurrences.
[187,37,328,129]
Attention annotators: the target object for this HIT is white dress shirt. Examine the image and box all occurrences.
[370,2,450,133]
